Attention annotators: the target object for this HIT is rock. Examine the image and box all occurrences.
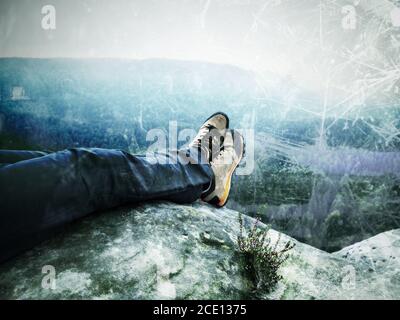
[333,229,400,299]
[0,202,399,300]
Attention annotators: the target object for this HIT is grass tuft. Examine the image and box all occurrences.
[237,213,295,295]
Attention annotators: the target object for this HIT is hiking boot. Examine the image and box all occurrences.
[188,112,229,163]
[202,129,245,207]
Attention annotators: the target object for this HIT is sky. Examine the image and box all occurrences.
[0,0,399,102]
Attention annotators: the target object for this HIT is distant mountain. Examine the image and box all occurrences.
[0,58,266,150]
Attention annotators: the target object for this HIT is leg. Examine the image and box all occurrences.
[0,147,212,263]
[0,150,49,165]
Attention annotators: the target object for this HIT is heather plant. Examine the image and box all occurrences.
[237,213,295,295]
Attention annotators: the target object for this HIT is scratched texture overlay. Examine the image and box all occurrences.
[0,0,399,252]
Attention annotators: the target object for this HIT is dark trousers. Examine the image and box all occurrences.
[0,148,213,263]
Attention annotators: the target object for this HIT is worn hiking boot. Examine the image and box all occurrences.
[201,129,245,208]
[188,112,229,163]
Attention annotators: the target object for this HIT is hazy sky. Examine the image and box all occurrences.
[0,0,399,99]
[0,0,264,64]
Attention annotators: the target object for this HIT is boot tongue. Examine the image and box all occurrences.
[190,124,221,154]
[191,124,215,146]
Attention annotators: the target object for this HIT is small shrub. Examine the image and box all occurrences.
[237,213,295,295]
